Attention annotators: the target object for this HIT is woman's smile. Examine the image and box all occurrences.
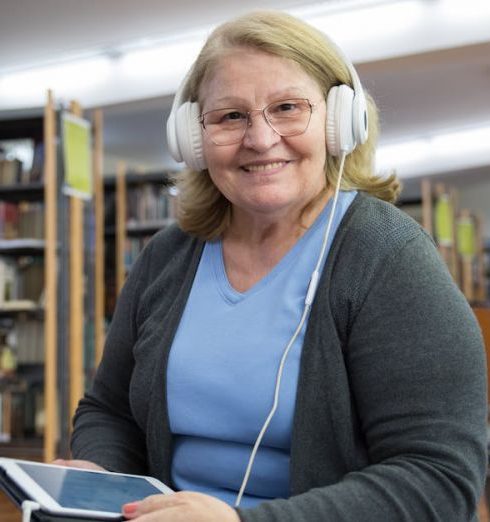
[240,160,291,174]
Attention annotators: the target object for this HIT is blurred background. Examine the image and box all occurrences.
[0,0,489,200]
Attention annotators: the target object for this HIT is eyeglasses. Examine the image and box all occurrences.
[199,98,315,146]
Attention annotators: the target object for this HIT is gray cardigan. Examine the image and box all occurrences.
[72,192,487,521]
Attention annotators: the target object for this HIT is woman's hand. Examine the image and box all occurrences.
[122,491,241,521]
[52,459,106,471]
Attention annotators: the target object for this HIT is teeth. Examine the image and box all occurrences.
[244,162,285,172]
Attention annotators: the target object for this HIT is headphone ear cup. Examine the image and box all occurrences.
[166,108,183,163]
[175,101,207,171]
[326,84,355,156]
[352,91,368,146]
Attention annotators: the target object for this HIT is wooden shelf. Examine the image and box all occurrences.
[0,437,44,459]
[105,218,174,237]
[103,171,171,189]
[0,302,43,318]
[0,114,43,142]
[0,239,45,256]
[0,183,44,202]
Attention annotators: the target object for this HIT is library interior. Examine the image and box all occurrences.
[1,1,490,520]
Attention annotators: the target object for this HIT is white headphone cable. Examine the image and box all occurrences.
[21,500,41,522]
[234,151,347,507]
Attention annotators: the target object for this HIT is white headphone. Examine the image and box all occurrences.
[166,43,368,171]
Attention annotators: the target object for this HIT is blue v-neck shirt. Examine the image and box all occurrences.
[167,191,356,507]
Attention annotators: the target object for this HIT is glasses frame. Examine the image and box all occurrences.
[199,98,316,146]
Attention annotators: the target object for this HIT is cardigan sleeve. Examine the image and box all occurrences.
[237,230,487,521]
[70,240,154,474]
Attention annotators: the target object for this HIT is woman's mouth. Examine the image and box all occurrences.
[241,161,289,173]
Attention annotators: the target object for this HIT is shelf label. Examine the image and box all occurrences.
[62,112,92,200]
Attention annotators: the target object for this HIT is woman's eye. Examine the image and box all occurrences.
[277,103,296,112]
[222,111,245,122]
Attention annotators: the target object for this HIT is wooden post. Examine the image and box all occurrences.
[116,161,127,296]
[43,90,58,462]
[475,213,488,304]
[68,101,85,422]
[421,179,433,236]
[449,187,460,285]
[93,109,105,366]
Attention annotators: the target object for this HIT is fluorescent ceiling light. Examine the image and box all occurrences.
[298,0,490,62]
[376,139,431,168]
[1,0,490,111]
[376,125,490,178]
[119,40,203,78]
[0,0,489,180]
[0,56,112,108]
[298,0,425,48]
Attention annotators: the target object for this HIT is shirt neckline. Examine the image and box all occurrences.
[210,197,335,304]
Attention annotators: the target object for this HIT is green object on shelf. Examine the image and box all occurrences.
[0,345,17,372]
[435,194,453,246]
[457,217,476,258]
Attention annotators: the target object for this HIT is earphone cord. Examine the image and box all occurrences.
[234,152,348,508]
[22,501,41,522]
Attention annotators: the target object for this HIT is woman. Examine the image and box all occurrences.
[65,11,487,521]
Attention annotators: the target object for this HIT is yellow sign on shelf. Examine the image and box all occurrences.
[457,216,476,258]
[62,112,92,199]
[435,193,453,246]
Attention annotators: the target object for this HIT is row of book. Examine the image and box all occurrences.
[0,159,22,186]
[0,143,44,186]
[126,185,178,223]
[0,256,44,306]
[124,236,152,272]
[10,318,45,365]
[0,380,44,442]
[0,202,45,240]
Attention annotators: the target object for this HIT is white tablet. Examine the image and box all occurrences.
[0,457,173,520]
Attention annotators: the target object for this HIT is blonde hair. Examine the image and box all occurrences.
[173,10,400,240]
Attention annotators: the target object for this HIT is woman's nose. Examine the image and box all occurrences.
[241,111,281,151]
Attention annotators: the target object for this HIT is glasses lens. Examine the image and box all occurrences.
[202,109,247,145]
[265,99,312,136]
[201,98,313,145]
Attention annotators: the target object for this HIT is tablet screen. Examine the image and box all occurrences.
[18,462,162,512]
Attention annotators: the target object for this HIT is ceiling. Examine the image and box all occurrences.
[0,0,315,74]
[1,0,490,197]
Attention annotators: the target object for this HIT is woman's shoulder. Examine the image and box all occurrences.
[340,191,431,256]
[327,192,443,339]
[328,192,437,302]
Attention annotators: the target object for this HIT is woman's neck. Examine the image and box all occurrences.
[221,190,332,292]
[225,188,332,247]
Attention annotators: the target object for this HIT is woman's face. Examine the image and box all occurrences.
[199,47,328,222]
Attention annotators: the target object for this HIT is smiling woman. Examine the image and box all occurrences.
[172,11,399,240]
[66,10,487,522]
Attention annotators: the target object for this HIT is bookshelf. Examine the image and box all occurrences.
[0,94,106,463]
[103,168,177,317]
[0,106,51,460]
